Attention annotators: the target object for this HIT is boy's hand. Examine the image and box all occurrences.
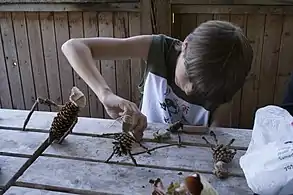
[100,91,147,140]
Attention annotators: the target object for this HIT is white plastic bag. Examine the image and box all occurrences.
[239,105,293,195]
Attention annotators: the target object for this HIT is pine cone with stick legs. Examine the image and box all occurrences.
[22,86,86,144]
[202,131,237,179]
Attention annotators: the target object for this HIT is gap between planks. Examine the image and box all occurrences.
[0,109,252,150]
[0,128,246,177]
[13,183,124,195]
[13,156,252,195]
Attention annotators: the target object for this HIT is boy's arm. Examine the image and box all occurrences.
[209,102,232,128]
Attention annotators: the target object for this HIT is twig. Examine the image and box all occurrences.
[132,143,180,156]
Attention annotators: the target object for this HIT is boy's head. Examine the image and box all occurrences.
[175,20,253,106]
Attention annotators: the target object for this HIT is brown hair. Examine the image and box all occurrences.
[182,20,253,105]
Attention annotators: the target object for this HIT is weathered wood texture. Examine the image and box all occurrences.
[1,1,293,131]
[0,11,142,119]
[171,4,293,129]
[0,108,253,194]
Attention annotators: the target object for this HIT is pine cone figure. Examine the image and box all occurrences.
[202,131,237,179]
[105,131,150,166]
[49,101,79,142]
[112,132,136,156]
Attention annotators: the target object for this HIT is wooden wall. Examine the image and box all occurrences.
[0,1,142,119]
[1,0,293,129]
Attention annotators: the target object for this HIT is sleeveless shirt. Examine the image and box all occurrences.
[137,34,211,126]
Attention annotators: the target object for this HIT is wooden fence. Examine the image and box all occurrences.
[1,0,293,129]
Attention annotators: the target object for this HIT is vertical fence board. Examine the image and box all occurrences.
[68,12,90,117]
[257,15,283,108]
[54,12,73,105]
[11,12,36,110]
[114,12,131,102]
[0,12,25,110]
[180,14,196,40]
[197,14,213,25]
[230,14,247,127]
[40,12,62,112]
[129,12,142,106]
[83,11,104,118]
[26,12,49,111]
[0,13,12,108]
[171,13,181,40]
[98,12,116,119]
[274,15,293,104]
[213,14,230,21]
[240,14,265,128]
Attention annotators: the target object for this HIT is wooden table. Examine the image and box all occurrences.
[0,108,253,195]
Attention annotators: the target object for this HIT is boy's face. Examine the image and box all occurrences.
[175,41,195,96]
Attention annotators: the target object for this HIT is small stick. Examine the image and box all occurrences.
[128,151,138,166]
[209,131,218,144]
[202,136,213,147]
[132,143,179,156]
[226,138,235,147]
[105,149,117,163]
[22,97,60,131]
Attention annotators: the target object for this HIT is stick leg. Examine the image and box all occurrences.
[202,136,214,148]
[133,140,151,155]
[56,118,78,144]
[210,131,218,145]
[22,97,61,131]
[105,149,117,163]
[128,151,138,166]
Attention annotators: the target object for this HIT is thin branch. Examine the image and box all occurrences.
[132,143,180,156]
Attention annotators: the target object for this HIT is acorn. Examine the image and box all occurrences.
[184,173,204,195]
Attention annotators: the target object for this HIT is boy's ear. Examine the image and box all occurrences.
[184,82,195,95]
[182,41,188,52]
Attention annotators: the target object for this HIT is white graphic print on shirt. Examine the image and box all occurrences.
[141,72,210,125]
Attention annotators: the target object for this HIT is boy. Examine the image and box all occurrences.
[61,20,253,140]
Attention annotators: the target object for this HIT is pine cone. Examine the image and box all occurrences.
[50,101,79,141]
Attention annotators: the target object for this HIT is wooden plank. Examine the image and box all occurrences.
[257,15,283,108]
[213,13,230,21]
[40,12,62,112]
[274,15,293,104]
[53,12,73,105]
[26,12,50,112]
[0,14,12,109]
[230,14,247,128]
[98,12,116,119]
[129,12,142,106]
[180,14,197,40]
[0,3,140,12]
[140,0,152,34]
[12,12,36,111]
[114,12,131,102]
[42,133,246,176]
[0,155,28,188]
[152,0,171,35]
[0,109,252,149]
[68,12,90,117]
[0,129,48,156]
[197,13,213,25]
[171,13,181,40]
[0,12,25,110]
[4,186,75,195]
[16,156,252,195]
[172,5,293,14]
[83,11,104,118]
[170,0,293,5]
[240,14,265,129]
